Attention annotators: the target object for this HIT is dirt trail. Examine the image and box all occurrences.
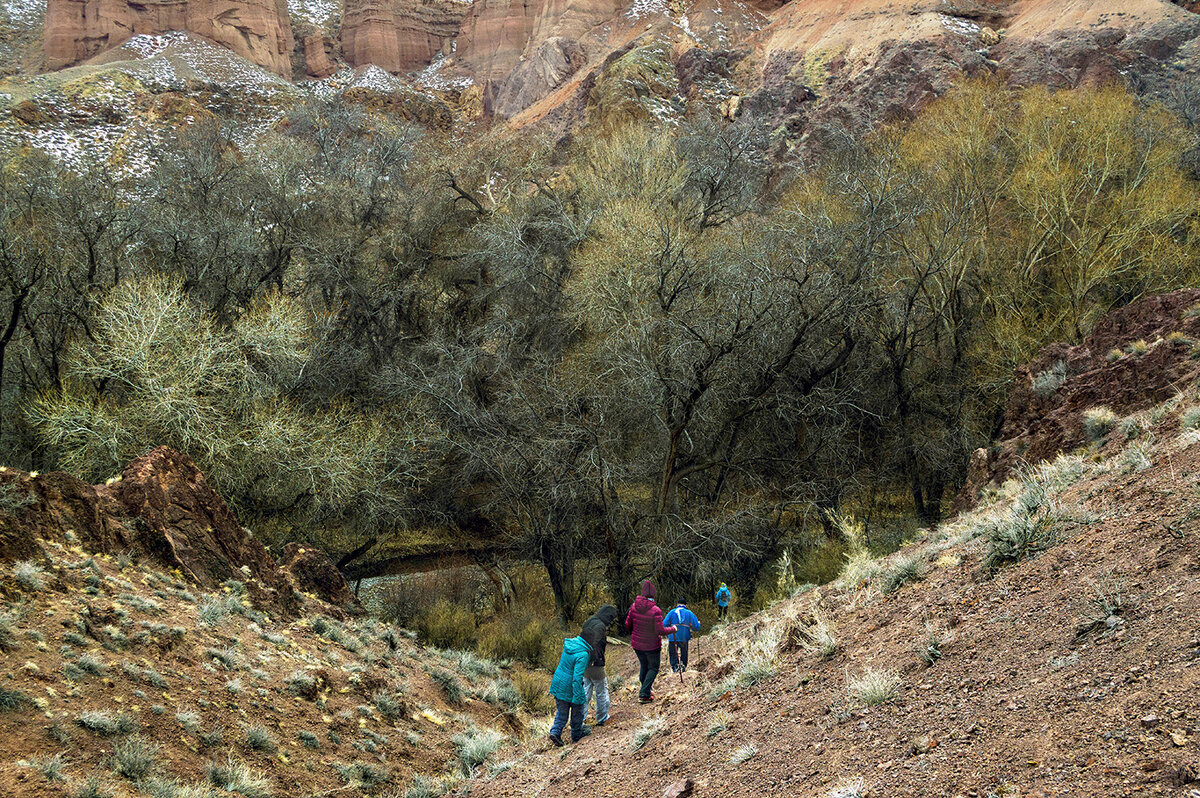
[476,413,1200,797]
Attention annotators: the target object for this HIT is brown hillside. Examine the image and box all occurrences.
[472,338,1200,796]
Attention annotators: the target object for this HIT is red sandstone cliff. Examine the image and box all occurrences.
[43,0,295,74]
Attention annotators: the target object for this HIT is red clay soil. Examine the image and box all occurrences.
[475,414,1200,797]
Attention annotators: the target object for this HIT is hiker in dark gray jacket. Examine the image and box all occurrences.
[580,604,618,726]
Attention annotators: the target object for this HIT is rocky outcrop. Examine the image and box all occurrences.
[43,0,295,74]
[303,31,335,77]
[0,446,357,616]
[340,0,470,73]
[736,0,1200,152]
[279,542,359,611]
[956,289,1200,508]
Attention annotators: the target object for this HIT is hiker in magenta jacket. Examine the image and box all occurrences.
[625,580,676,703]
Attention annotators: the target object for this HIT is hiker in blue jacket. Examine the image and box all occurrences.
[547,635,593,746]
[716,582,732,621]
[665,601,700,673]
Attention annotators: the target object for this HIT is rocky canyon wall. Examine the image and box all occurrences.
[43,0,295,73]
[340,0,472,73]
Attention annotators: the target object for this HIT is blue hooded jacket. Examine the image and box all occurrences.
[665,605,700,643]
[716,584,731,607]
[549,636,592,705]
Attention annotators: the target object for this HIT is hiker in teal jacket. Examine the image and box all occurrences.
[716,582,732,621]
[548,635,592,746]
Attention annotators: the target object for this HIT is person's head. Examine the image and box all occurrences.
[595,604,618,626]
[720,582,727,589]
[640,580,656,599]
[676,601,687,607]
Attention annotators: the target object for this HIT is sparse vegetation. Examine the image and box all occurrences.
[111,735,158,779]
[297,730,320,750]
[77,710,136,736]
[630,717,666,752]
[206,756,273,798]
[427,667,465,704]
[403,774,445,798]
[0,686,30,711]
[483,678,521,713]
[452,726,505,776]
[881,555,926,595]
[23,752,68,782]
[1082,407,1118,442]
[13,559,46,590]
[848,668,902,706]
[706,710,731,739]
[513,670,548,712]
[729,744,758,765]
[243,725,277,753]
[284,670,318,699]
[1031,360,1067,398]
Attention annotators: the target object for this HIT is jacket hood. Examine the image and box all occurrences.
[632,594,656,611]
[590,604,618,627]
[563,636,592,655]
[640,580,657,599]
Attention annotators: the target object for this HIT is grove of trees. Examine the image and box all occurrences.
[3,80,1198,621]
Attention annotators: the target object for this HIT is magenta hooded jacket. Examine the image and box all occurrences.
[625,580,676,652]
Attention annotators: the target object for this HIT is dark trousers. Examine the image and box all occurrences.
[668,640,689,672]
[635,648,661,699]
[550,698,585,742]
[718,605,728,621]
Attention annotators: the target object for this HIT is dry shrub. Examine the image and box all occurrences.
[414,601,476,651]
[512,670,548,713]
[478,612,560,669]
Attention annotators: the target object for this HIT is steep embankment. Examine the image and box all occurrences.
[474,293,1200,797]
[0,447,535,797]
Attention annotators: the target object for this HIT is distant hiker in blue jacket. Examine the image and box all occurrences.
[664,602,700,673]
[547,635,593,746]
[716,582,732,621]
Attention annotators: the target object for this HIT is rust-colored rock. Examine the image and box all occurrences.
[340,0,469,73]
[279,542,359,611]
[303,32,335,77]
[0,446,307,616]
[956,289,1200,507]
[43,0,295,74]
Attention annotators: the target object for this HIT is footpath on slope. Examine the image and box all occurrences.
[474,293,1200,798]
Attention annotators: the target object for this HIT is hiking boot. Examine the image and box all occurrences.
[638,693,656,704]
[595,718,607,727]
[573,725,591,742]
[548,734,564,747]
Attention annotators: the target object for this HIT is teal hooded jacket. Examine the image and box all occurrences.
[549,636,593,705]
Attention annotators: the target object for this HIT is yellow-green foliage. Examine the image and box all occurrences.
[415,600,476,651]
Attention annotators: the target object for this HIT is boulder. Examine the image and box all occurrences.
[304,32,335,78]
[279,542,360,611]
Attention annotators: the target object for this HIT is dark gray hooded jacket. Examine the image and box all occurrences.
[580,604,618,680]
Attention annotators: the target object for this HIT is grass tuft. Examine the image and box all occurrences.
[847,668,901,706]
[729,744,758,765]
[452,726,504,776]
[629,717,666,752]
[111,735,158,779]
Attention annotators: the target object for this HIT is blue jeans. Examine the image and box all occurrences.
[583,675,609,724]
[668,640,689,672]
[550,698,585,742]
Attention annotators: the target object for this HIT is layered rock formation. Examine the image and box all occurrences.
[43,0,295,74]
[0,446,356,615]
[340,0,471,73]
